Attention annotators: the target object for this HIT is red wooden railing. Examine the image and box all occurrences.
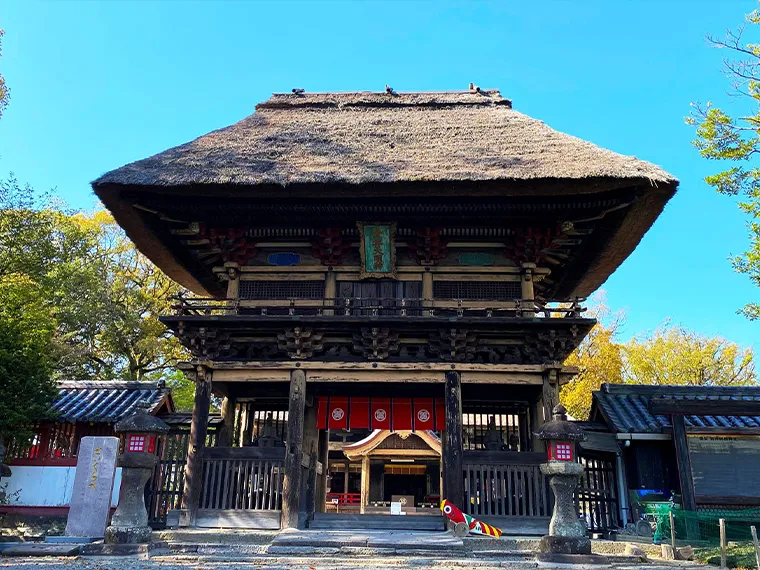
[327,492,361,505]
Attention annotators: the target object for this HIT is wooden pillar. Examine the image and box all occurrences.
[529,396,542,452]
[180,365,212,526]
[281,369,306,529]
[423,269,433,315]
[224,262,241,314]
[242,403,254,446]
[343,463,350,494]
[541,368,559,423]
[521,262,536,317]
[303,396,319,521]
[360,455,370,514]
[672,414,697,511]
[324,269,337,316]
[442,370,464,508]
[317,428,329,512]
[217,392,236,448]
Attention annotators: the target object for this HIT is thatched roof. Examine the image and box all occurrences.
[92,89,678,296]
[94,90,675,188]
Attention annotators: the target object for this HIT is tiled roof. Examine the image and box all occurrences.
[52,381,172,423]
[592,383,760,434]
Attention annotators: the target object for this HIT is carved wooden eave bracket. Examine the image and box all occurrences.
[312,227,348,267]
[429,328,478,362]
[176,323,231,360]
[408,227,448,266]
[277,327,324,359]
[522,326,580,362]
[352,327,400,361]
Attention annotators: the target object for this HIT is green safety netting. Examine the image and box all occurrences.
[650,503,760,546]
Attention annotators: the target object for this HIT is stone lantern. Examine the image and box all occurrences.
[105,401,169,545]
[535,404,590,557]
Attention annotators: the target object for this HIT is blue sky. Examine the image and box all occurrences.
[1,1,758,350]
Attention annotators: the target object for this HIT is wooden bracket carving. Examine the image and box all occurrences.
[312,228,347,267]
[409,227,448,266]
[352,327,400,361]
[429,328,478,362]
[277,327,324,359]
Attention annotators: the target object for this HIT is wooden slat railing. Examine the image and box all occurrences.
[172,296,586,320]
[199,447,285,511]
[463,460,551,518]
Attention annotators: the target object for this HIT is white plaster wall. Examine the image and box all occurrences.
[3,466,122,507]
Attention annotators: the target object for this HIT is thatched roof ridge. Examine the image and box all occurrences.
[93,90,676,189]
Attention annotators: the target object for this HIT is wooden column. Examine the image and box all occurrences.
[242,403,254,446]
[303,396,319,521]
[360,455,370,514]
[423,269,433,315]
[281,369,306,529]
[521,262,536,317]
[541,368,559,423]
[529,396,542,452]
[324,269,336,316]
[180,365,212,526]
[224,262,241,315]
[442,370,464,508]
[217,392,236,447]
[343,463,350,494]
[317,428,329,512]
[672,414,697,511]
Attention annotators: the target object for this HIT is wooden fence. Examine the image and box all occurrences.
[199,447,285,511]
[463,452,551,518]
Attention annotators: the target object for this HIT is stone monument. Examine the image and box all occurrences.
[65,436,120,539]
[105,402,169,544]
[534,404,603,563]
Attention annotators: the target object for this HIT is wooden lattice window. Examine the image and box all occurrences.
[433,281,522,300]
[239,280,325,300]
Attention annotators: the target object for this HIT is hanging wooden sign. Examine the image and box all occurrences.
[358,222,397,279]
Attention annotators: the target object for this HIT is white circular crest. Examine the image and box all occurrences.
[417,409,431,423]
[331,407,345,421]
[374,408,387,422]
[400,497,408,505]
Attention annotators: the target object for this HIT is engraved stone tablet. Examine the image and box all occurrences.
[65,436,119,538]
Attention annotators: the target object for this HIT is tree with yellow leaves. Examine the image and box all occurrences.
[560,295,624,420]
[560,295,756,419]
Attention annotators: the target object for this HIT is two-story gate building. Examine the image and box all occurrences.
[93,89,677,531]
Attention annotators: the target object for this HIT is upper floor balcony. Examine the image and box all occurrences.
[161,295,593,365]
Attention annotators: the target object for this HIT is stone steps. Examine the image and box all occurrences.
[309,513,445,531]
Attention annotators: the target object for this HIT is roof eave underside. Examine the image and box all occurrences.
[93,177,677,299]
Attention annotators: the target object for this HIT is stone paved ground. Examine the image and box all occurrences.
[0,557,711,570]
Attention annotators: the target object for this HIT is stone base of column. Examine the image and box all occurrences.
[104,525,152,544]
[538,535,592,555]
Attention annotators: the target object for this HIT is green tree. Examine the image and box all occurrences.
[0,30,9,119]
[53,211,188,381]
[0,275,58,443]
[688,4,760,319]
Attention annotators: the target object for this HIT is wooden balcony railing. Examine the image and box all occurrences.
[170,296,585,320]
